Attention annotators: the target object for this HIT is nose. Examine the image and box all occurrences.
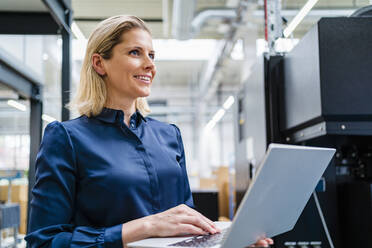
[143,56,155,71]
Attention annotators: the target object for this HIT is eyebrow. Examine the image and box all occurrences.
[127,46,155,54]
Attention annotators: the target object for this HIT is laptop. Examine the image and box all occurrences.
[128,143,336,248]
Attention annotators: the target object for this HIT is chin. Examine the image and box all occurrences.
[138,89,151,97]
[143,86,152,95]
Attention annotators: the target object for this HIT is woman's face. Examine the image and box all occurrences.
[102,28,156,101]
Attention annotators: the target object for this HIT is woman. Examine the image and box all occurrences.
[25,15,273,247]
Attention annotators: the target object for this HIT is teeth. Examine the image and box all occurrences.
[136,75,150,81]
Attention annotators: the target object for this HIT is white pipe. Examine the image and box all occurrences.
[172,0,237,40]
[191,9,236,35]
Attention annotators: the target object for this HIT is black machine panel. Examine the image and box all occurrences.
[282,17,372,136]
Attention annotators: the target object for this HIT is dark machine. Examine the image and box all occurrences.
[234,16,372,248]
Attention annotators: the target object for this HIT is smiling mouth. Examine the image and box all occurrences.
[134,75,151,83]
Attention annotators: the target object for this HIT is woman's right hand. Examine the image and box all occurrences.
[144,204,220,237]
[121,204,220,246]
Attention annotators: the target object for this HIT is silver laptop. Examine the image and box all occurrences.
[128,143,336,248]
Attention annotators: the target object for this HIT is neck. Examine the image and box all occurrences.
[105,98,136,126]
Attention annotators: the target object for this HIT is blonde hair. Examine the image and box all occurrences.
[69,15,151,117]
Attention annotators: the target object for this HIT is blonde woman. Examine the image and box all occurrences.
[25,15,273,247]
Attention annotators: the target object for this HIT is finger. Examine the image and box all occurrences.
[185,207,219,232]
[265,238,274,244]
[190,212,218,234]
[254,239,269,247]
[176,205,218,233]
[178,215,216,234]
[197,212,219,230]
[177,223,208,236]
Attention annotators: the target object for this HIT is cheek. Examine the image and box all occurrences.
[126,60,142,71]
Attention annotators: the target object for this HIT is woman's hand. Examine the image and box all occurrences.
[121,204,273,247]
[144,204,220,237]
[249,237,274,247]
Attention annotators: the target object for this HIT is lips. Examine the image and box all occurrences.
[134,75,151,83]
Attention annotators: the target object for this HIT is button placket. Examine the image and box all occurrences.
[135,143,160,212]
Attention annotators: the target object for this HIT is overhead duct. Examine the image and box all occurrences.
[191,8,236,37]
[172,0,196,40]
[172,0,237,40]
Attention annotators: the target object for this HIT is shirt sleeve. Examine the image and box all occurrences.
[171,124,194,208]
[25,121,123,248]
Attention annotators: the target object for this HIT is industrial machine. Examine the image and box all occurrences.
[234,16,372,248]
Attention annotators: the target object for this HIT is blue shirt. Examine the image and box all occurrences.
[25,108,194,248]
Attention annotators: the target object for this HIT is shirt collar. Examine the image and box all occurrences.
[94,107,147,124]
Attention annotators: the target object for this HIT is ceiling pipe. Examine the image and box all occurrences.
[172,0,237,40]
[191,8,237,37]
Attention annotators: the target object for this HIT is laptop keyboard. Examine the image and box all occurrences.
[169,228,229,247]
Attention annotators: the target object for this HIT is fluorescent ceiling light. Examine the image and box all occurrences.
[204,120,216,133]
[223,96,235,110]
[71,21,87,41]
[212,108,226,123]
[42,114,57,123]
[7,100,26,111]
[204,96,235,133]
[152,39,218,60]
[204,108,226,132]
[283,0,319,38]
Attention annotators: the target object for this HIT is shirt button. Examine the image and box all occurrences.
[130,123,135,128]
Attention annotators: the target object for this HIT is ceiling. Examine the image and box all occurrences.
[72,0,231,39]
[71,0,369,39]
[0,0,47,12]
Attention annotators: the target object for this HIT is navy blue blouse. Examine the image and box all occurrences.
[25,108,194,248]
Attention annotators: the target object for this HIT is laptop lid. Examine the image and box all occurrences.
[221,143,336,247]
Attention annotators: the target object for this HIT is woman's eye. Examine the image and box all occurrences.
[149,54,155,60]
[129,50,140,56]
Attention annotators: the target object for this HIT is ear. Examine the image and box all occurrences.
[92,53,106,76]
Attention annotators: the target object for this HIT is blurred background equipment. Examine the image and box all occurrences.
[0,170,24,248]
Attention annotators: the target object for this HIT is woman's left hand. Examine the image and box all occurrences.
[249,237,274,247]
